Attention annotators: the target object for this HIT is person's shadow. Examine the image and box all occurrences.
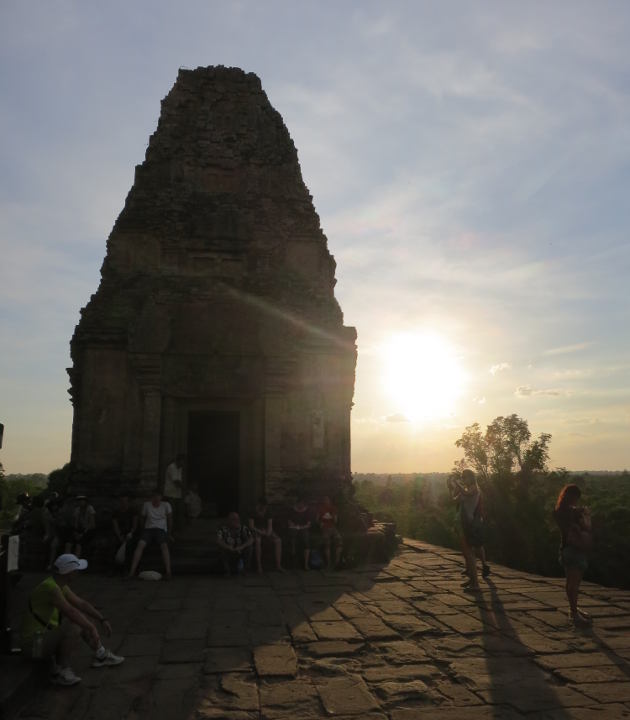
[465,578,578,718]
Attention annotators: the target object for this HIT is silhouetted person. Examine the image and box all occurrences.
[287,495,312,570]
[71,496,96,558]
[448,470,489,591]
[553,483,592,626]
[248,497,283,573]
[127,488,173,580]
[217,512,253,575]
[164,453,186,531]
[112,494,139,571]
[317,495,343,569]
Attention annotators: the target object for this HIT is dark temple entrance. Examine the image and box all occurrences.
[187,411,240,517]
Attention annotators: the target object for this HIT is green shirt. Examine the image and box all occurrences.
[21,576,69,641]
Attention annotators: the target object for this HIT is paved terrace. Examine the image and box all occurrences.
[5,540,630,720]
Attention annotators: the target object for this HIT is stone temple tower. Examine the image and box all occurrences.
[69,66,356,513]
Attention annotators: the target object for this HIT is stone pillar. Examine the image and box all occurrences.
[131,354,163,494]
[139,389,162,493]
[263,357,292,502]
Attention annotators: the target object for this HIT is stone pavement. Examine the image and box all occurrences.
[7,539,630,719]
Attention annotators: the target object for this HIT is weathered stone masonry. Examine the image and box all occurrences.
[69,66,356,512]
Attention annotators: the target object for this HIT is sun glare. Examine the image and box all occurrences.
[381,332,467,423]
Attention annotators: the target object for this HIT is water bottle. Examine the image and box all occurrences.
[32,630,44,659]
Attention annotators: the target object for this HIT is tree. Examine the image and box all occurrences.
[456,414,551,484]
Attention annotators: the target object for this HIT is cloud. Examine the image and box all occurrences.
[490,362,511,375]
[543,342,593,356]
[386,413,410,423]
[515,385,568,398]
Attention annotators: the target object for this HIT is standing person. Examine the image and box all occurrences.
[127,488,173,580]
[21,553,124,686]
[164,454,185,532]
[553,484,593,626]
[43,496,61,571]
[216,512,254,575]
[72,496,96,558]
[57,496,78,555]
[248,497,283,573]
[317,496,343,569]
[448,470,490,591]
[287,495,312,570]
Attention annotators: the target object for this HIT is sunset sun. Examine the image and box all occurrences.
[381,332,467,423]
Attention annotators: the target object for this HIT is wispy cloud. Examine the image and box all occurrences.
[386,413,410,423]
[490,362,511,375]
[515,385,570,398]
[543,342,593,356]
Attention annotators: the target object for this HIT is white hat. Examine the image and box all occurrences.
[53,553,88,575]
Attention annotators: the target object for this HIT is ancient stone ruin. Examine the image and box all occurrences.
[69,66,357,514]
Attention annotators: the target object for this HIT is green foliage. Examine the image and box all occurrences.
[0,470,48,531]
[47,463,73,495]
[355,415,630,590]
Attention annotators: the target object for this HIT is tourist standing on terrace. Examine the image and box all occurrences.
[21,553,124,686]
[448,470,490,591]
[553,484,593,626]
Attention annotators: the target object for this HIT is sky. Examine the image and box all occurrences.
[1,1,629,475]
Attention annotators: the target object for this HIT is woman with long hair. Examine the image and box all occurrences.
[553,483,592,626]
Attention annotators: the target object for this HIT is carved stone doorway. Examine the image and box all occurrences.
[187,410,240,517]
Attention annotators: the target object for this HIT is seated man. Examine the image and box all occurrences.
[216,512,253,575]
[127,488,173,580]
[248,497,283,573]
[317,495,343,569]
[21,553,124,686]
[287,495,312,570]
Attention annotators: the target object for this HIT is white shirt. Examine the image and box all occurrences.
[164,462,183,499]
[143,501,172,531]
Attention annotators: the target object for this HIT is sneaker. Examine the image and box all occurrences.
[482,564,491,578]
[569,612,590,627]
[51,666,82,686]
[92,649,125,667]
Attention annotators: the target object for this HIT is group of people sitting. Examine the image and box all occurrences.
[216,493,343,576]
[124,487,344,580]
[13,492,100,571]
[14,485,345,580]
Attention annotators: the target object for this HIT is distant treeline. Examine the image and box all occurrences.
[354,470,630,590]
[0,472,48,530]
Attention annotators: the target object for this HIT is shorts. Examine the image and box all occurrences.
[560,545,588,573]
[254,530,279,543]
[288,527,311,550]
[141,528,168,546]
[21,625,63,659]
[321,526,342,545]
[462,517,484,548]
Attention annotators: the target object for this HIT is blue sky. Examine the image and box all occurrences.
[1,1,629,473]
